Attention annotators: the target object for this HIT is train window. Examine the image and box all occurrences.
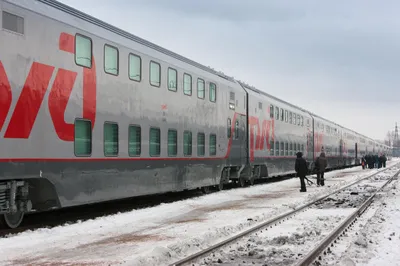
[104,122,119,157]
[270,141,274,156]
[292,114,296,125]
[128,125,141,157]
[280,109,284,121]
[209,83,217,102]
[235,121,239,139]
[285,143,289,156]
[197,78,205,99]
[275,142,280,156]
[297,115,300,126]
[259,102,262,109]
[301,116,304,127]
[297,143,301,152]
[227,118,232,138]
[149,61,161,87]
[168,129,178,157]
[280,142,284,156]
[275,107,279,120]
[74,119,92,157]
[129,53,141,82]
[289,143,293,155]
[104,44,119,75]
[197,133,205,156]
[168,68,177,92]
[285,110,288,123]
[183,73,192,95]
[307,119,310,127]
[2,11,24,35]
[289,112,292,124]
[270,105,274,118]
[149,127,161,156]
[75,34,92,68]
[183,131,192,156]
[301,144,304,153]
[210,134,217,156]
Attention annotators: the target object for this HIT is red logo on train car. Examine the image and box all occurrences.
[0,33,97,141]
[249,116,275,161]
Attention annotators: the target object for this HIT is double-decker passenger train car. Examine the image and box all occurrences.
[0,0,391,228]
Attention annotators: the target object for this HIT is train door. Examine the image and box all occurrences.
[229,115,247,165]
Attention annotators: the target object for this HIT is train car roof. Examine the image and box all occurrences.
[37,0,236,83]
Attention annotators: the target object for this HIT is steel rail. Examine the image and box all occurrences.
[296,167,400,266]
[169,163,400,266]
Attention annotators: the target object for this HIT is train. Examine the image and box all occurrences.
[0,0,391,228]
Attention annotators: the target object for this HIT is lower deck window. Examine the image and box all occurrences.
[149,127,161,156]
[210,134,216,156]
[184,131,192,156]
[74,119,92,156]
[197,133,205,156]
[129,125,141,156]
[168,129,177,156]
[104,123,118,156]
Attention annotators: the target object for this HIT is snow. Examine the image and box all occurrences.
[320,164,400,266]
[0,160,399,266]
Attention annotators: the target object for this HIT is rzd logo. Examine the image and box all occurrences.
[0,32,96,141]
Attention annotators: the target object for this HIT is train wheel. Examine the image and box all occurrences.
[0,212,24,229]
[201,186,211,194]
[239,177,246,187]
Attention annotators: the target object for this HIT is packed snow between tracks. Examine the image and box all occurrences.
[1,160,399,266]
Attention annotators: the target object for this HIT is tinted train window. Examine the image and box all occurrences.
[289,112,292,124]
[280,142,284,156]
[75,34,92,68]
[74,119,92,156]
[209,83,216,102]
[280,109,284,121]
[275,107,279,120]
[104,122,118,157]
[285,143,288,156]
[149,127,161,156]
[275,142,279,156]
[149,61,161,87]
[197,133,205,156]
[184,131,192,156]
[289,143,293,156]
[235,121,239,139]
[183,73,192,95]
[270,105,274,118]
[297,115,301,126]
[129,53,141,82]
[270,141,274,156]
[227,118,231,138]
[285,110,288,123]
[297,143,301,152]
[168,129,178,157]
[301,144,304,153]
[301,116,304,126]
[293,114,297,125]
[197,78,205,99]
[128,125,141,156]
[168,68,177,92]
[210,134,217,156]
[104,44,119,75]
[2,11,24,34]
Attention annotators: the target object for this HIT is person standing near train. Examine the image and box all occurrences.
[314,151,327,186]
[295,152,308,192]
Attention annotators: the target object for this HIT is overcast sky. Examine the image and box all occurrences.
[58,0,400,141]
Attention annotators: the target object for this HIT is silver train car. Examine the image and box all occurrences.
[0,0,391,228]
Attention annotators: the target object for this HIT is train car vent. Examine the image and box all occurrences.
[2,11,24,34]
[229,92,235,101]
[258,102,262,109]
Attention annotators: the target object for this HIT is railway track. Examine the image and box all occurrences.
[169,164,400,266]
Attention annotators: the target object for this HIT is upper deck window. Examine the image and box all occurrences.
[129,54,141,82]
[197,78,205,99]
[150,61,161,87]
[104,45,119,75]
[209,83,216,102]
[75,34,92,68]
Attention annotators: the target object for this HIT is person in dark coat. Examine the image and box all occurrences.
[295,152,308,192]
[314,152,328,186]
[382,154,387,167]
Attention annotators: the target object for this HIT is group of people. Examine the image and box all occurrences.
[295,151,389,192]
[295,151,327,192]
[361,154,387,169]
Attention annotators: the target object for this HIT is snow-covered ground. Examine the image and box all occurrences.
[191,166,400,266]
[320,165,400,266]
[0,160,399,266]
